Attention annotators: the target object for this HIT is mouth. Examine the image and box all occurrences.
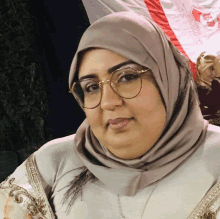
[107,118,133,130]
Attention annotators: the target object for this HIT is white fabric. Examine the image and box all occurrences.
[2,124,220,218]
[160,0,220,62]
[32,124,220,218]
[0,191,28,218]
[81,0,220,62]
[81,0,151,23]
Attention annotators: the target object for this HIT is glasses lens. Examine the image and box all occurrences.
[72,68,143,108]
[111,68,141,98]
[72,79,101,109]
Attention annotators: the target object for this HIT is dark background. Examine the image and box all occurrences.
[0,0,91,181]
[36,0,90,139]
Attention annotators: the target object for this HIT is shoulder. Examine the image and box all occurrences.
[0,158,54,219]
[195,83,209,97]
[204,124,220,142]
[34,134,84,189]
[211,78,220,90]
[202,124,220,177]
[196,82,207,91]
[35,134,78,164]
[212,78,220,84]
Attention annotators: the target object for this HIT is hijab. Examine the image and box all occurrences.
[69,12,208,196]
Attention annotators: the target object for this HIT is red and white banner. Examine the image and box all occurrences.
[81,0,220,78]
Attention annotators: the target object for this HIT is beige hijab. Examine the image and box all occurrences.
[69,12,208,196]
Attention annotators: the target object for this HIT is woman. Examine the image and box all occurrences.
[1,12,220,219]
[196,51,220,126]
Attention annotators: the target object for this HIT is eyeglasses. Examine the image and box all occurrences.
[69,67,151,109]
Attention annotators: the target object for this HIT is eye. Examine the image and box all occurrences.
[81,81,100,94]
[117,70,139,83]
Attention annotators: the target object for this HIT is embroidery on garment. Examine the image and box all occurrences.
[0,154,55,219]
[0,175,46,218]
[26,154,55,219]
[188,181,220,219]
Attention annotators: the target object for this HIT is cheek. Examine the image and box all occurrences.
[140,98,166,135]
[85,109,104,135]
[135,85,165,113]
[130,86,166,127]
[85,109,100,127]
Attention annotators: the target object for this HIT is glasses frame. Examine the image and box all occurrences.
[69,67,151,109]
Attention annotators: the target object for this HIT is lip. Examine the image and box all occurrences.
[108,118,131,124]
[107,118,132,130]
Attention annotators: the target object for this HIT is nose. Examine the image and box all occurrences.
[100,82,123,110]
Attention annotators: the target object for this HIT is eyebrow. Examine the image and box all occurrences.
[78,60,137,81]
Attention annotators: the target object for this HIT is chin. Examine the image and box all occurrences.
[110,148,145,160]
[107,135,133,147]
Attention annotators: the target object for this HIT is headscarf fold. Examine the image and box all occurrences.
[69,12,208,196]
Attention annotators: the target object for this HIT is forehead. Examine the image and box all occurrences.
[78,49,138,78]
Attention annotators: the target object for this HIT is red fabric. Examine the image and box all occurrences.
[193,9,220,28]
[144,0,197,78]
[192,9,202,22]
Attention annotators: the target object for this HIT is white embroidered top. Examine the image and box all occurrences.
[1,124,220,219]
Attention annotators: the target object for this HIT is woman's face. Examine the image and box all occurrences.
[201,65,216,83]
[78,49,166,160]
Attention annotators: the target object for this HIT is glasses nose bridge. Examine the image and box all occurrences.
[99,79,110,85]
[98,79,116,90]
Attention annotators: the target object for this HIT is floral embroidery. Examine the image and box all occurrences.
[0,154,55,219]
[0,176,47,217]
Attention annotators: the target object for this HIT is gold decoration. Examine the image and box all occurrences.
[201,211,216,219]
[0,176,47,217]
[188,181,220,219]
[26,155,56,219]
